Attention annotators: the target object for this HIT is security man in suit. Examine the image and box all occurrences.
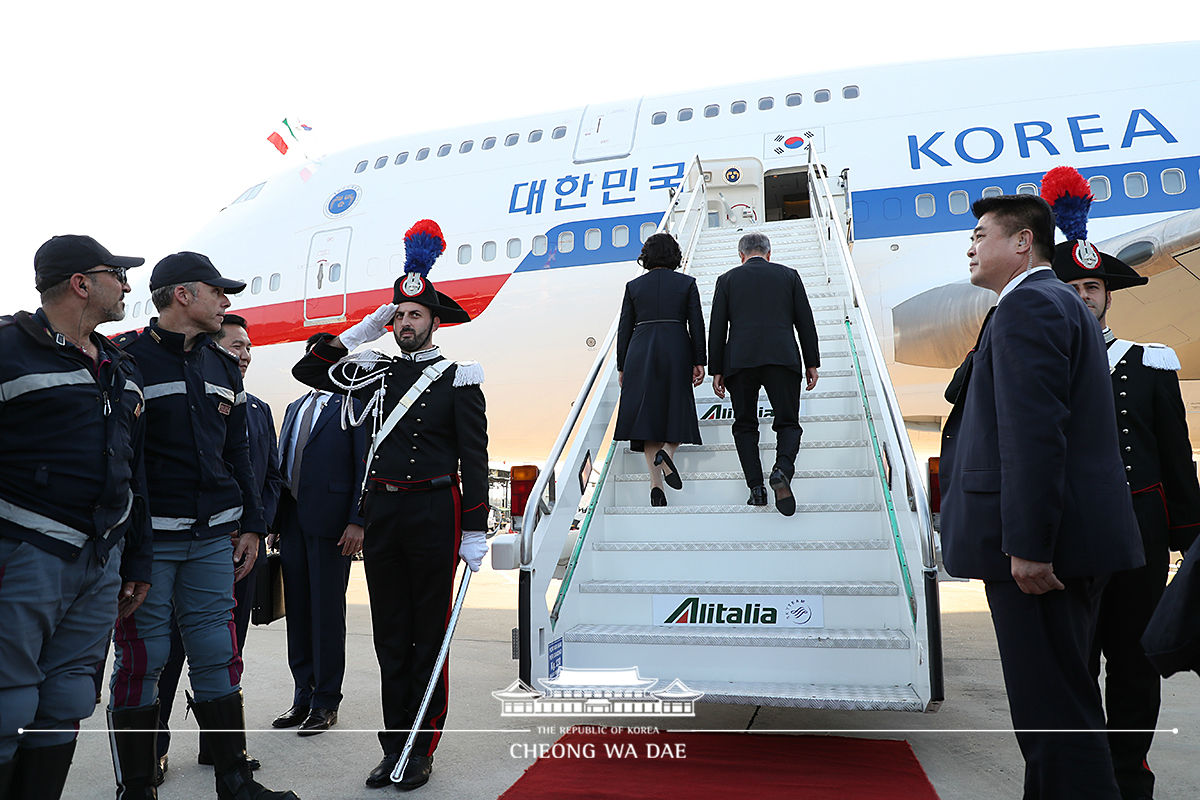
[708,230,820,515]
[940,194,1144,799]
[0,235,152,800]
[293,219,488,792]
[1043,166,1200,800]
[154,313,282,780]
[269,332,367,737]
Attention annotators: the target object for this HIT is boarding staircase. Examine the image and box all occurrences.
[496,154,942,713]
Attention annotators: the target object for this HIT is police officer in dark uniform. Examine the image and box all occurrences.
[107,252,298,800]
[292,220,488,792]
[1045,167,1200,800]
[0,235,152,800]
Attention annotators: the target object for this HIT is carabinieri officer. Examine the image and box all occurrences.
[292,220,488,793]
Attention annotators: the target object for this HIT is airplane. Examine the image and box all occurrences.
[105,40,1200,463]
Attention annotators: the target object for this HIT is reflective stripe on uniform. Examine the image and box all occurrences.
[125,379,144,403]
[144,381,187,400]
[151,505,243,531]
[0,496,89,547]
[205,382,235,403]
[0,367,94,402]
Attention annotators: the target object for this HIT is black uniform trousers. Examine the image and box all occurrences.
[362,486,461,757]
[725,365,802,487]
[986,576,1120,800]
[1090,488,1170,799]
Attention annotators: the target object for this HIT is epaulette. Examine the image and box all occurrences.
[1141,343,1181,371]
[452,360,485,387]
[111,330,141,349]
[209,341,239,363]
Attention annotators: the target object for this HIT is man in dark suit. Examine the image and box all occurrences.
[939,194,1144,799]
[708,231,820,515]
[270,333,367,736]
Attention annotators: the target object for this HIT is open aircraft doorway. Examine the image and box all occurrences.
[764,166,814,222]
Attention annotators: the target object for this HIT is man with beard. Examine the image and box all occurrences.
[1,235,151,800]
[292,220,488,792]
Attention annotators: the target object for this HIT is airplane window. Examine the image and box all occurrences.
[374,156,388,169]
[329,263,342,282]
[132,301,142,318]
[704,105,719,118]
[1088,175,1111,201]
[458,244,472,264]
[269,273,281,291]
[416,148,430,161]
[390,254,405,273]
[915,194,935,218]
[251,277,262,295]
[1162,168,1185,195]
[640,222,657,242]
[482,137,496,150]
[1124,172,1148,199]
[1016,183,1038,196]
[354,161,368,174]
[395,152,409,165]
[437,144,452,157]
[612,225,629,247]
[528,130,543,143]
[883,197,902,221]
[507,238,522,258]
[532,235,548,256]
[558,231,574,253]
[232,182,266,204]
[948,190,970,215]
[731,100,747,114]
[460,141,473,154]
[678,108,693,122]
[366,257,381,276]
[482,241,497,262]
[852,200,869,223]
[814,90,831,103]
[505,133,519,146]
[842,86,860,99]
[786,94,802,107]
[584,228,601,250]
[552,127,567,140]
[651,112,667,125]
[982,186,1003,198]
[758,97,774,110]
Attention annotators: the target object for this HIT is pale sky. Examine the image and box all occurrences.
[3,1,1196,314]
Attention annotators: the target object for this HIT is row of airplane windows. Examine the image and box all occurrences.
[897,168,1191,221]
[126,273,284,319]
[352,88,861,174]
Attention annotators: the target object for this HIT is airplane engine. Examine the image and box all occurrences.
[891,282,995,369]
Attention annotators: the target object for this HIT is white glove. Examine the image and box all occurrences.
[339,303,397,351]
[459,530,488,572]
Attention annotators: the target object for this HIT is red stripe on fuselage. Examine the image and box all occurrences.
[235,273,510,346]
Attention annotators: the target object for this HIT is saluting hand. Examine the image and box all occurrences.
[336,303,398,351]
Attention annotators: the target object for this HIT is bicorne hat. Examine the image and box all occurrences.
[391,219,471,324]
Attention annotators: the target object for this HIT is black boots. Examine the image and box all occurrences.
[6,739,77,800]
[188,690,299,800]
[109,701,160,800]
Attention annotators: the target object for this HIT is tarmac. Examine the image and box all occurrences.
[61,560,1200,800]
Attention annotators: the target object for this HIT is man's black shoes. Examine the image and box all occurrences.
[769,468,796,516]
[748,485,768,506]
[396,755,433,791]
[297,707,337,736]
[365,753,401,788]
[271,704,309,728]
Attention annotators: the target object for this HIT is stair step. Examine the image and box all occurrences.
[685,680,924,711]
[591,539,891,552]
[603,502,881,515]
[615,468,873,482]
[660,440,870,452]
[564,624,910,649]
[578,580,898,595]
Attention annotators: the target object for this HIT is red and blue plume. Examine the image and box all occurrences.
[403,219,446,276]
[1040,166,1093,242]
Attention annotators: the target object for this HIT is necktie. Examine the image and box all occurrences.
[289,395,318,497]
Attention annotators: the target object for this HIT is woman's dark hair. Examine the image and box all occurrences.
[637,233,682,270]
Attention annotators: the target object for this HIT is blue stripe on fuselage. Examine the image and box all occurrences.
[515,213,660,272]
[854,154,1200,240]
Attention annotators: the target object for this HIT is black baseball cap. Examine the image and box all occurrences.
[34,234,145,292]
[150,251,246,293]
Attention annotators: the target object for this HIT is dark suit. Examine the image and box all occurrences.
[940,269,1144,799]
[708,255,820,486]
[276,391,366,711]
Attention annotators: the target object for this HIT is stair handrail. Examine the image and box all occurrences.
[518,155,709,565]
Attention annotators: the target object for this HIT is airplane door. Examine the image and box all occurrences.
[305,227,351,323]
[573,99,642,163]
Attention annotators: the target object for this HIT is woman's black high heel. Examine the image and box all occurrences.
[650,487,667,507]
[655,449,683,490]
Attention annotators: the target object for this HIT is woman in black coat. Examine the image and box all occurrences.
[614,233,706,506]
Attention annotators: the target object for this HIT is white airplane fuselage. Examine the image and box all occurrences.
[109,42,1200,461]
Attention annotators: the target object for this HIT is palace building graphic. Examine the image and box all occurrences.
[492,667,704,717]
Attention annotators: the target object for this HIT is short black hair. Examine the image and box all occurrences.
[637,233,682,270]
[212,313,248,343]
[971,194,1056,263]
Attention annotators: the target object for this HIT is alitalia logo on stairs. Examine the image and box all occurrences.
[698,404,774,421]
[654,595,824,627]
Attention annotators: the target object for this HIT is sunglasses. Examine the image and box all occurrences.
[83,267,129,283]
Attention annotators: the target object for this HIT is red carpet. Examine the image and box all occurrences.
[499,728,939,799]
